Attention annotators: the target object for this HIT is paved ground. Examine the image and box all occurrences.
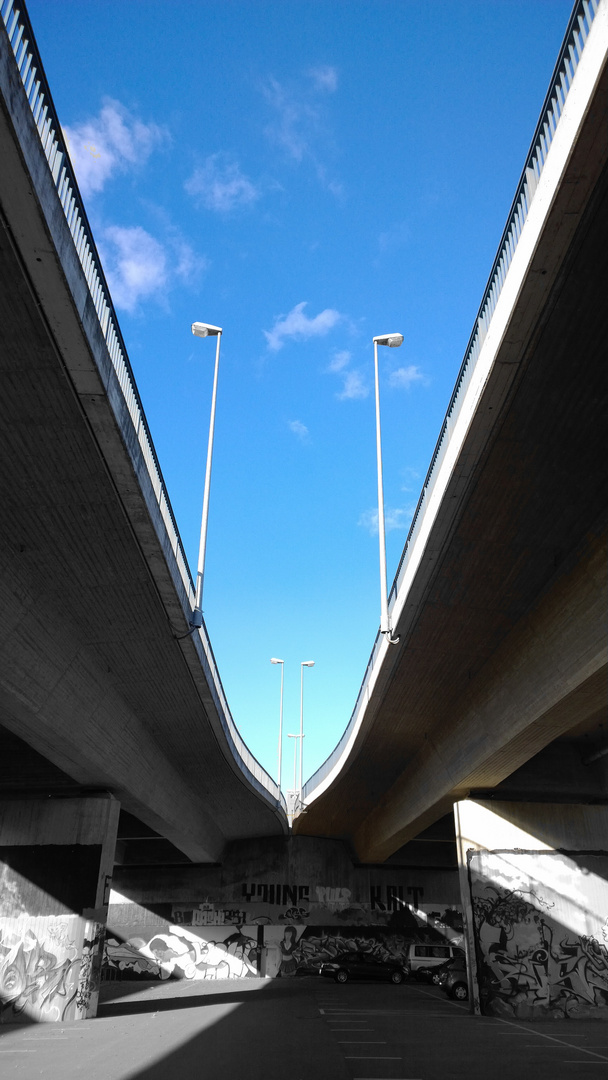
[1,976,608,1079]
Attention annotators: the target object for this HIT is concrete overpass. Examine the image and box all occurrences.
[0,0,287,876]
[297,0,607,862]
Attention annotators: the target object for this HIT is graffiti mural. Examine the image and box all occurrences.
[0,915,87,1023]
[75,922,105,1018]
[105,924,259,981]
[470,851,608,1020]
[103,917,464,983]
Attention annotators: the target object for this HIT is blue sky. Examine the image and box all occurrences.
[28,0,573,791]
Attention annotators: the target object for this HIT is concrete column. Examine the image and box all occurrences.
[455,799,608,1021]
[0,795,119,1023]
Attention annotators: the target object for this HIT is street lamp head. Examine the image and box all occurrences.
[373,333,404,347]
[270,657,284,665]
[302,660,315,667]
[192,322,222,338]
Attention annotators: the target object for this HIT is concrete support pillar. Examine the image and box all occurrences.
[0,795,119,1023]
[455,799,608,1021]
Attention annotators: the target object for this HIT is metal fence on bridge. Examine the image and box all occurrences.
[303,0,602,802]
[0,0,286,814]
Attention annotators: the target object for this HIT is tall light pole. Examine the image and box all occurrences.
[373,333,404,646]
[190,322,222,629]
[299,660,315,801]
[270,658,284,790]
[287,734,302,793]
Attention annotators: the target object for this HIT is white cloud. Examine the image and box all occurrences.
[308,66,338,93]
[262,73,341,192]
[63,99,167,198]
[263,76,309,162]
[337,370,368,400]
[173,239,209,282]
[388,365,425,390]
[99,224,208,313]
[400,466,422,493]
[99,226,167,312]
[185,153,260,213]
[327,349,351,373]
[358,506,413,535]
[264,301,341,351]
[325,349,369,401]
[378,220,411,254]
[288,419,309,440]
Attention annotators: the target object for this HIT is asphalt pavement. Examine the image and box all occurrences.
[1,975,608,1079]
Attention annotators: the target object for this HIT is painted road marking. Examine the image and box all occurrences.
[495,1020,608,1062]
[410,985,468,1009]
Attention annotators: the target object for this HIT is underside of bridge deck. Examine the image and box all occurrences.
[0,25,286,862]
[297,63,608,863]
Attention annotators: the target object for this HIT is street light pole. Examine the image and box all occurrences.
[190,322,223,629]
[271,658,284,790]
[287,733,302,794]
[299,660,315,801]
[373,333,404,646]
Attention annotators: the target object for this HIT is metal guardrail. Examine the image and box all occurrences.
[0,0,286,814]
[303,0,601,801]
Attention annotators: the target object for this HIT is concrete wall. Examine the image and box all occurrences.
[0,796,119,1022]
[105,836,462,981]
[455,800,608,1020]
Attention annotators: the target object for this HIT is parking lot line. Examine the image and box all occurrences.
[494,1021,608,1061]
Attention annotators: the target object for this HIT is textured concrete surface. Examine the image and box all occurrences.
[0,15,286,863]
[299,53,608,861]
[2,976,608,1079]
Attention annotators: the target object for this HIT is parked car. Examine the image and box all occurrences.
[414,957,457,984]
[437,957,468,1000]
[404,943,464,979]
[320,951,405,984]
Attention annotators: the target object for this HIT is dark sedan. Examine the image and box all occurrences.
[320,951,404,984]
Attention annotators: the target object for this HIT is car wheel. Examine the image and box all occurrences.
[390,970,403,985]
[335,969,349,984]
[450,982,468,1000]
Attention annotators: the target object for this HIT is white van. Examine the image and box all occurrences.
[404,942,464,978]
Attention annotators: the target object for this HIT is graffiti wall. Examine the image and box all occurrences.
[0,913,103,1023]
[104,893,463,982]
[105,837,462,982]
[470,850,608,1020]
[0,838,110,1023]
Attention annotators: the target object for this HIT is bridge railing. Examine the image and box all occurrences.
[0,0,286,815]
[303,0,601,803]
